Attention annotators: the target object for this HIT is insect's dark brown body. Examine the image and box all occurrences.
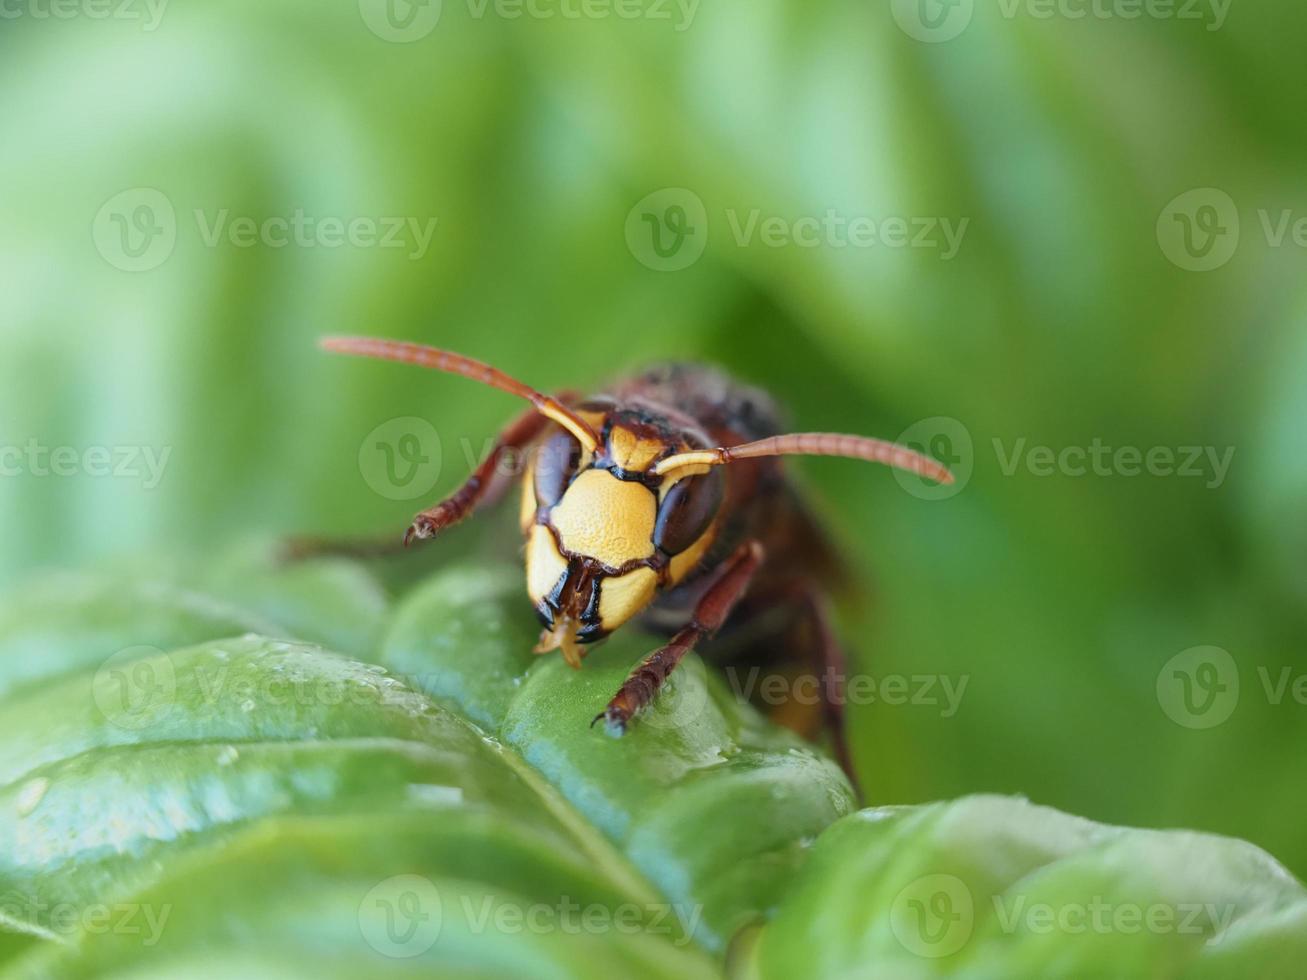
[609,363,828,585]
[618,365,858,761]
[319,337,954,781]
[607,364,849,725]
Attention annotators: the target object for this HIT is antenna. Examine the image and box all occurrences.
[320,336,599,452]
[652,432,955,485]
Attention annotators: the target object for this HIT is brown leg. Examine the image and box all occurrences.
[283,396,573,561]
[798,590,858,790]
[404,401,561,546]
[593,541,764,734]
[405,386,580,546]
[708,582,859,790]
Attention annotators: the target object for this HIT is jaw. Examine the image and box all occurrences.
[533,618,587,669]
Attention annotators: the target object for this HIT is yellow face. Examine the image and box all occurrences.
[550,469,656,568]
[521,412,724,667]
[523,474,660,634]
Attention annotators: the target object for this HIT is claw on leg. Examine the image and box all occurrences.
[590,707,628,736]
[403,502,459,547]
[402,520,429,548]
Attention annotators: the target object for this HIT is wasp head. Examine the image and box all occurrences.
[521,400,724,667]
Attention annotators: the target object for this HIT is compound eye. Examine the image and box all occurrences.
[534,432,583,508]
[654,469,723,556]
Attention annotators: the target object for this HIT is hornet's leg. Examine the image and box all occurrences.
[797,590,858,791]
[738,584,859,789]
[594,540,764,734]
[403,402,556,546]
[284,395,572,560]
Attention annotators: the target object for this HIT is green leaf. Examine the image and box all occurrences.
[0,573,274,702]
[0,634,715,977]
[5,814,717,980]
[0,559,850,975]
[738,795,1307,979]
[379,564,858,949]
[0,546,388,701]
[0,557,1299,977]
[190,541,392,659]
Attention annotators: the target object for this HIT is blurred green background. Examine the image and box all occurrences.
[2,0,1305,883]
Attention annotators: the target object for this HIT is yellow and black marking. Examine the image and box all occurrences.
[522,405,723,665]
